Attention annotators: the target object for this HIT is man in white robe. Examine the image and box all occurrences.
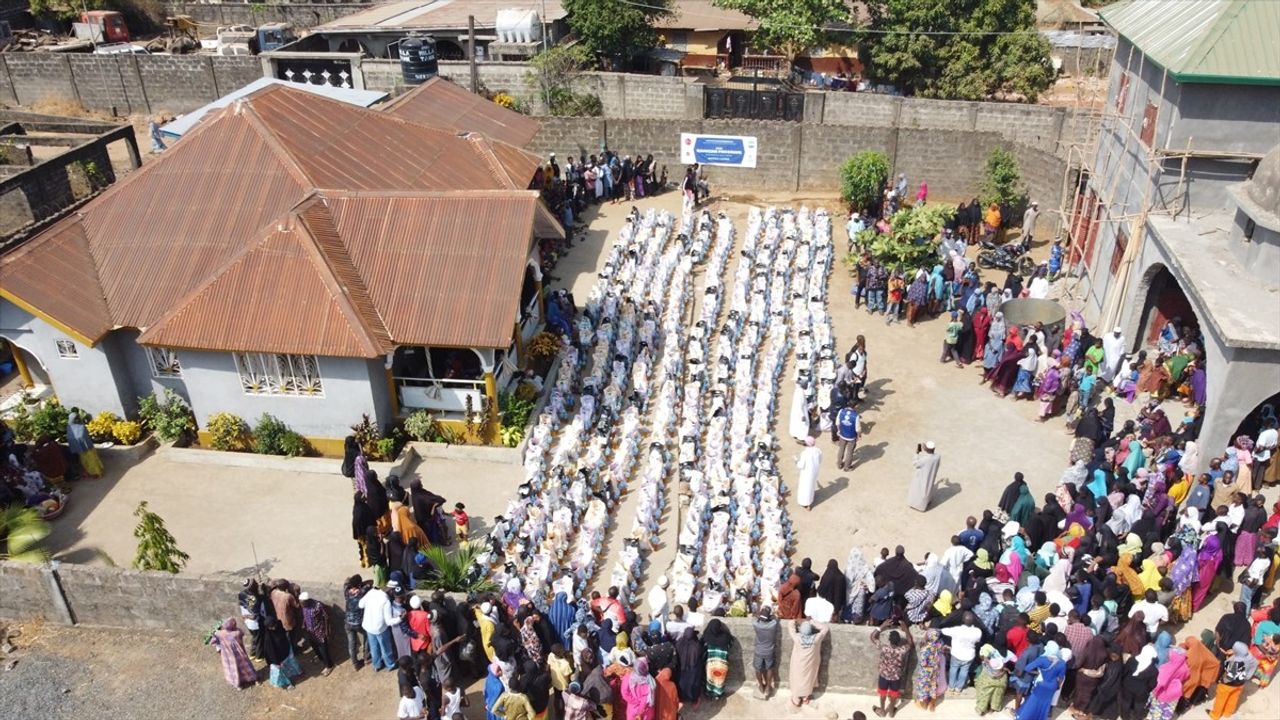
[789,382,811,442]
[795,437,821,511]
[908,441,941,512]
[1101,327,1126,382]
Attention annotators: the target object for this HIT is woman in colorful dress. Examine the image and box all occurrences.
[209,617,257,688]
[1147,647,1188,720]
[261,618,301,690]
[702,619,733,700]
[65,412,103,479]
[913,628,947,711]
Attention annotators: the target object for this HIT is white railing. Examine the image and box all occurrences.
[395,376,486,414]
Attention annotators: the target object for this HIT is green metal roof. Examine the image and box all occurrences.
[1099,0,1280,85]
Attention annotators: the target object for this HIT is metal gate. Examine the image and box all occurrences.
[704,86,805,122]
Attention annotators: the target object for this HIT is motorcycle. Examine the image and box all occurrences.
[977,235,1035,276]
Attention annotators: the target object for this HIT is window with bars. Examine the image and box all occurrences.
[146,346,183,378]
[56,340,78,359]
[233,353,323,397]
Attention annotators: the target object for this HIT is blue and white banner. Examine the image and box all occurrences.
[680,133,757,168]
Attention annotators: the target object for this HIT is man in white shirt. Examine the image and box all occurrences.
[665,605,690,639]
[1252,420,1277,490]
[397,683,425,719]
[358,585,397,671]
[647,576,670,628]
[942,613,984,692]
[1130,590,1169,635]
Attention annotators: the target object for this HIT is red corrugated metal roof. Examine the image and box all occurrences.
[0,84,562,357]
[382,77,542,148]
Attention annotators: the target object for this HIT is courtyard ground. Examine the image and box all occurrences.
[0,622,1274,720]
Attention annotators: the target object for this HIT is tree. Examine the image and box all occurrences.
[714,0,850,60]
[978,147,1027,210]
[0,506,51,564]
[526,45,604,117]
[863,0,1054,102]
[132,501,189,573]
[838,150,890,212]
[563,0,671,63]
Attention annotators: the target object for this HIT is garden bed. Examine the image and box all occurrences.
[158,442,418,477]
[97,433,159,465]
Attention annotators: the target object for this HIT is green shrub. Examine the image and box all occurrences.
[839,151,890,212]
[251,413,291,455]
[375,437,399,461]
[132,501,188,573]
[278,431,310,458]
[865,204,956,269]
[978,147,1028,211]
[205,412,249,451]
[404,409,440,442]
[498,391,537,432]
[137,389,196,443]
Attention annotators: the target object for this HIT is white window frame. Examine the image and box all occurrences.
[234,352,324,397]
[55,339,79,359]
[146,346,183,378]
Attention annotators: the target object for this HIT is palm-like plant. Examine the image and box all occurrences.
[0,505,51,563]
[419,541,498,594]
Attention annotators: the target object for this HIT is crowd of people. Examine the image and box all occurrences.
[0,412,109,521]
[537,149,669,233]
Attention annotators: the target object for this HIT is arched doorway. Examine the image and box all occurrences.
[1135,263,1201,351]
[1232,390,1280,441]
[3,339,50,388]
[1230,390,1280,486]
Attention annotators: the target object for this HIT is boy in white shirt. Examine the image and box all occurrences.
[397,684,425,720]
[1130,589,1169,635]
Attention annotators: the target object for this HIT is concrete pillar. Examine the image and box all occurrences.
[685,83,704,120]
[802,91,824,124]
[384,358,401,419]
[483,371,500,443]
[7,340,33,388]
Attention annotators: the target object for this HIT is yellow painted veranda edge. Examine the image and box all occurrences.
[0,289,99,348]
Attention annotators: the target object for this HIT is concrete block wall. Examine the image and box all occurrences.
[797,124,897,193]
[0,561,60,623]
[720,618,893,694]
[0,54,260,116]
[527,118,607,160]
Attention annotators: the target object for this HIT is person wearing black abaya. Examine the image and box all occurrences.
[816,559,849,620]
[957,309,976,361]
[795,558,820,603]
[1117,649,1157,720]
[1083,646,1124,720]
[364,469,389,520]
[352,493,376,562]
[409,479,447,545]
[1099,398,1116,440]
[1215,601,1252,650]
[1076,409,1103,445]
[362,526,388,586]
[674,627,703,702]
[998,473,1028,516]
[341,435,359,478]
[874,546,920,604]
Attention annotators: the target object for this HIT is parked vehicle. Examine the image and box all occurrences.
[75,10,130,44]
[977,236,1035,276]
[93,42,148,55]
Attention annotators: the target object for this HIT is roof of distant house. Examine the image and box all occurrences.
[160,78,387,140]
[1100,0,1280,85]
[320,0,566,31]
[381,77,540,148]
[0,84,562,357]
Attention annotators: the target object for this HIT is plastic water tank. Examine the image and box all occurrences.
[399,36,439,85]
[495,9,541,44]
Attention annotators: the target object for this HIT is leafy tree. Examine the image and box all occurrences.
[563,0,671,62]
[0,506,51,564]
[978,147,1027,209]
[132,501,189,573]
[863,0,1054,101]
[526,45,603,117]
[838,150,890,212]
[714,0,850,60]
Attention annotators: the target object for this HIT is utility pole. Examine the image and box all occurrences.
[468,15,479,93]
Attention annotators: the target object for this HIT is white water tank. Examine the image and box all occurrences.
[495,8,541,44]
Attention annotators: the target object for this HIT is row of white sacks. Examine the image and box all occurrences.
[665,207,835,614]
[490,208,696,606]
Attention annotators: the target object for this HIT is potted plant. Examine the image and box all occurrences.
[525,331,562,375]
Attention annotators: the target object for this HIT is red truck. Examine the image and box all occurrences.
[79,10,130,44]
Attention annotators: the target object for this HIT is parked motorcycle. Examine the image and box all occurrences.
[977,236,1035,276]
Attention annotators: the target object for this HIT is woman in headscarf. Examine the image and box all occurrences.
[1016,641,1065,720]
[1080,644,1124,720]
[1115,612,1147,657]
[1036,360,1063,421]
[521,615,546,667]
[868,582,895,625]
[999,474,1029,517]
[983,311,1007,371]
[1179,634,1220,708]
[1121,438,1146,479]
[362,526,388,586]
[844,547,875,623]
[1209,642,1258,720]
[816,558,848,620]
[1071,635,1109,713]
[1148,646,1188,720]
[957,308,976,363]
[484,662,506,720]
[913,628,946,712]
[787,620,829,708]
[351,491,377,563]
[920,552,945,598]
[1137,558,1163,595]
[209,617,257,688]
[1192,533,1223,612]
[777,574,802,620]
[503,578,528,618]
[262,618,301,690]
[673,627,701,703]
[988,339,1023,397]
[653,667,678,720]
[973,643,1008,715]
[1166,541,1198,623]
[620,656,656,720]
[596,619,618,666]
[906,269,929,326]
[65,412,103,479]
[1108,496,1143,537]
[1118,643,1158,719]
[974,591,1000,633]
[548,592,576,648]
[1009,484,1036,527]
[701,619,732,700]
[972,304,992,364]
